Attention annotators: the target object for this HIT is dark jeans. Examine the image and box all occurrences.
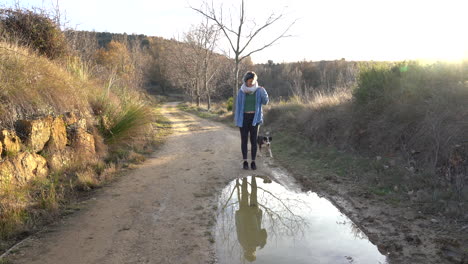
[239,113,259,160]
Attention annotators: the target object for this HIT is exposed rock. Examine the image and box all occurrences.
[76,118,87,130]
[0,129,21,156]
[63,112,78,125]
[15,152,49,184]
[15,116,53,153]
[70,127,96,156]
[0,160,14,185]
[44,117,67,151]
[63,112,87,130]
[47,149,73,172]
[0,152,49,185]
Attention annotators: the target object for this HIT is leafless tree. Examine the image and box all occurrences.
[170,40,197,101]
[285,65,311,102]
[65,30,99,62]
[184,19,220,108]
[191,0,296,113]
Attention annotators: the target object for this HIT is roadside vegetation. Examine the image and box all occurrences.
[267,61,467,214]
[183,60,467,217]
[0,7,171,250]
[180,60,468,261]
[184,60,467,218]
[1,2,466,261]
[177,102,233,125]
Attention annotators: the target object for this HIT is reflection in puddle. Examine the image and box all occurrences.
[215,176,388,264]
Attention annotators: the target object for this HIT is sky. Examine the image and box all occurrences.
[3,0,467,64]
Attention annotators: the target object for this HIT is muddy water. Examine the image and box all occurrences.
[215,175,388,264]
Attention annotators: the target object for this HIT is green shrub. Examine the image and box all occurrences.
[353,62,402,108]
[266,60,468,205]
[100,101,154,145]
[227,97,234,111]
[0,8,69,59]
[353,61,467,109]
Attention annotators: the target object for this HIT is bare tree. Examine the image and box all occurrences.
[200,21,220,110]
[191,0,295,113]
[171,39,198,102]
[184,19,220,108]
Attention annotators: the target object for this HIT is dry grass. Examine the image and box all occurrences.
[0,174,64,240]
[262,61,468,217]
[98,162,118,182]
[0,182,29,239]
[0,41,92,128]
[0,28,166,247]
[306,89,352,109]
[265,90,353,148]
[127,151,146,164]
[90,126,108,159]
[75,168,99,190]
[178,101,228,115]
[178,101,233,125]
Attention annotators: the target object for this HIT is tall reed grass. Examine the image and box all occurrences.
[101,101,155,145]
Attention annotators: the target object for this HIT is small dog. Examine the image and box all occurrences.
[257,134,273,158]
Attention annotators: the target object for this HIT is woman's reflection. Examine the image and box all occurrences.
[235,176,267,262]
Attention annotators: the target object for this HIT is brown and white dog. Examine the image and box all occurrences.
[257,135,273,158]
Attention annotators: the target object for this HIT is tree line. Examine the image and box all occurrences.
[66,29,362,107]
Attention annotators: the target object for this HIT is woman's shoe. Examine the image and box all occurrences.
[251,161,257,170]
[243,161,249,170]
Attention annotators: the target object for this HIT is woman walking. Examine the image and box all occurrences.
[234,71,269,170]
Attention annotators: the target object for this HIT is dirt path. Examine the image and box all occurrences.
[6,102,454,264]
[5,103,229,264]
[8,102,264,264]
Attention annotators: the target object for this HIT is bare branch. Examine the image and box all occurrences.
[239,13,283,54]
[190,5,237,53]
[235,0,245,57]
[246,20,258,39]
[191,0,296,113]
[240,19,297,61]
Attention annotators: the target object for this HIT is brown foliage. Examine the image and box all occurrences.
[0,8,69,59]
[95,40,133,74]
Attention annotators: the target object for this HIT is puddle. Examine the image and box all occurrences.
[215,175,388,264]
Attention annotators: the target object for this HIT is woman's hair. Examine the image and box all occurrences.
[243,71,258,84]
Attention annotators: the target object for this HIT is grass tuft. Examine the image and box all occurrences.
[104,102,154,145]
[75,168,99,191]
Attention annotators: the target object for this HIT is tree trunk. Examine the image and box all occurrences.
[232,56,240,114]
[206,83,211,111]
[196,79,201,107]
[190,88,194,104]
[207,91,211,111]
[204,64,210,110]
[159,67,166,95]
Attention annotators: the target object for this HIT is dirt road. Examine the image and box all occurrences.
[8,102,264,264]
[5,102,456,264]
